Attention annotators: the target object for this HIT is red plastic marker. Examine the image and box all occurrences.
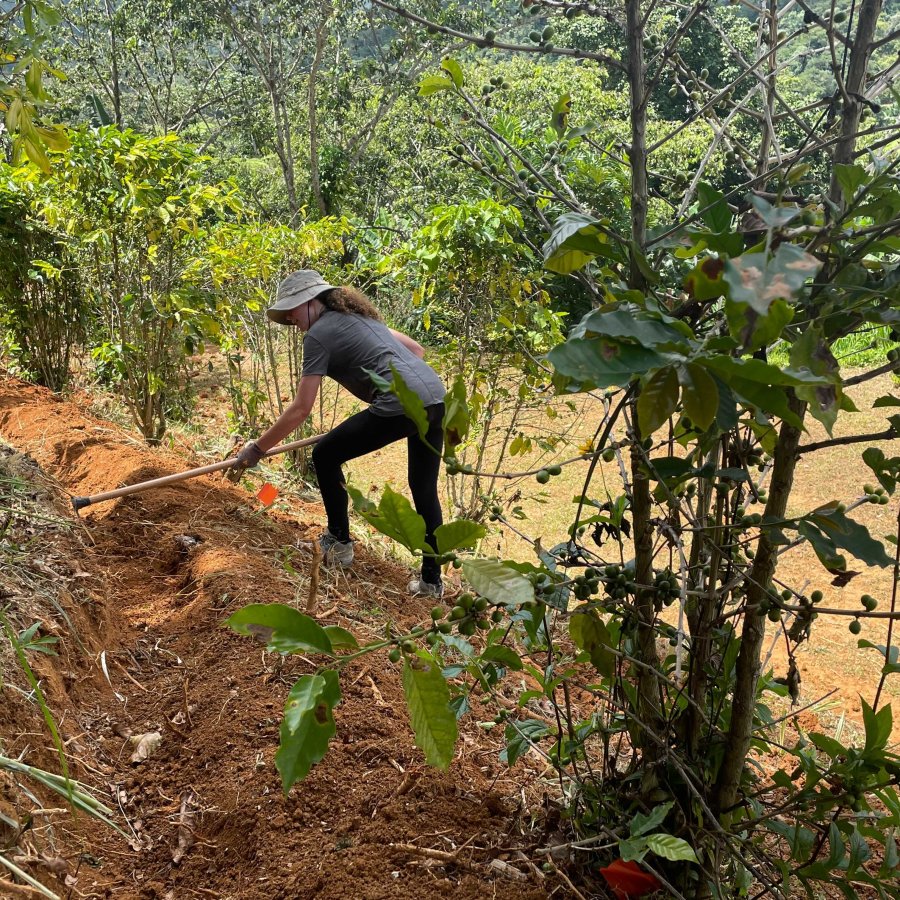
[257,482,279,507]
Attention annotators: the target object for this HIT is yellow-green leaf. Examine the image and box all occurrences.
[419,74,454,97]
[440,57,463,88]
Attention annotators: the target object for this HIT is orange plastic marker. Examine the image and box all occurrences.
[257,482,279,507]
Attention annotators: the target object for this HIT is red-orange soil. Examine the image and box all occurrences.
[0,378,562,900]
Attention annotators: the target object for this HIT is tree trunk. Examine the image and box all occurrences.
[104,0,124,127]
[625,0,648,285]
[270,86,299,220]
[827,0,883,210]
[308,3,330,216]
[714,393,806,816]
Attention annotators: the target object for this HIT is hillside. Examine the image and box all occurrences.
[0,376,556,900]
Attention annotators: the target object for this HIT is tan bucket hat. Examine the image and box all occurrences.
[266,269,336,324]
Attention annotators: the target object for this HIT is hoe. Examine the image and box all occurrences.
[71,435,322,513]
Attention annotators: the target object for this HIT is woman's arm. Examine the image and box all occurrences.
[255,375,323,452]
[389,328,425,359]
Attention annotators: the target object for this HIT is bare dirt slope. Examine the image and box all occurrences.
[0,377,556,900]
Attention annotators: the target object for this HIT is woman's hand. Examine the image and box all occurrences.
[226,440,265,482]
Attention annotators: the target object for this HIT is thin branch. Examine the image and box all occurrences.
[844,359,900,386]
[797,427,898,455]
[370,0,626,72]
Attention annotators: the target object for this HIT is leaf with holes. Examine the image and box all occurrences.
[226,603,334,656]
[276,671,341,792]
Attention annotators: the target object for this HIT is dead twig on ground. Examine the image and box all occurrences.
[306,541,322,614]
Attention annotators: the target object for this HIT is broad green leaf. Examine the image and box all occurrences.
[826,821,846,870]
[861,696,893,754]
[679,362,719,431]
[874,395,900,408]
[25,61,43,98]
[797,521,847,571]
[646,457,694,482]
[714,377,739,431]
[479,645,523,671]
[443,374,470,447]
[434,519,486,554]
[631,801,674,837]
[808,503,893,567]
[462,558,534,607]
[501,719,549,765]
[725,295,794,353]
[728,376,804,428]
[645,833,699,863]
[275,671,341,791]
[697,183,731,232]
[349,484,429,553]
[402,653,458,769]
[703,355,830,387]
[619,836,649,862]
[544,230,616,274]
[750,195,802,228]
[322,625,359,650]
[225,603,334,656]
[391,365,434,447]
[569,611,615,677]
[637,367,679,437]
[882,830,899,874]
[440,57,463,87]
[419,74,454,96]
[857,639,900,672]
[808,732,847,758]
[574,306,690,347]
[847,826,871,875]
[542,212,605,274]
[834,163,868,203]
[23,136,52,173]
[548,337,673,388]
[35,125,70,152]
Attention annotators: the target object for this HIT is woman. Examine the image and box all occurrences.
[230,269,446,598]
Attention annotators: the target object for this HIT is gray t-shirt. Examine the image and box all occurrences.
[302,311,446,417]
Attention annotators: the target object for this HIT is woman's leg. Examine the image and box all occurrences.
[312,409,414,541]
[408,404,445,584]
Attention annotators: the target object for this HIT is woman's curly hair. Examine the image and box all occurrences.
[319,287,382,321]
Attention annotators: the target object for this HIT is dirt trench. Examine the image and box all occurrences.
[0,378,558,900]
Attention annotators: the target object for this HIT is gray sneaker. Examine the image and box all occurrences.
[319,531,354,567]
[408,577,443,599]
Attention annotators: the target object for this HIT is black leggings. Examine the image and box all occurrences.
[311,403,445,583]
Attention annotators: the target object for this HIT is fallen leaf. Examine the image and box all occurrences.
[129,731,162,764]
[172,791,196,865]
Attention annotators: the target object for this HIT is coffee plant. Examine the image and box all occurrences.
[228,0,900,895]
